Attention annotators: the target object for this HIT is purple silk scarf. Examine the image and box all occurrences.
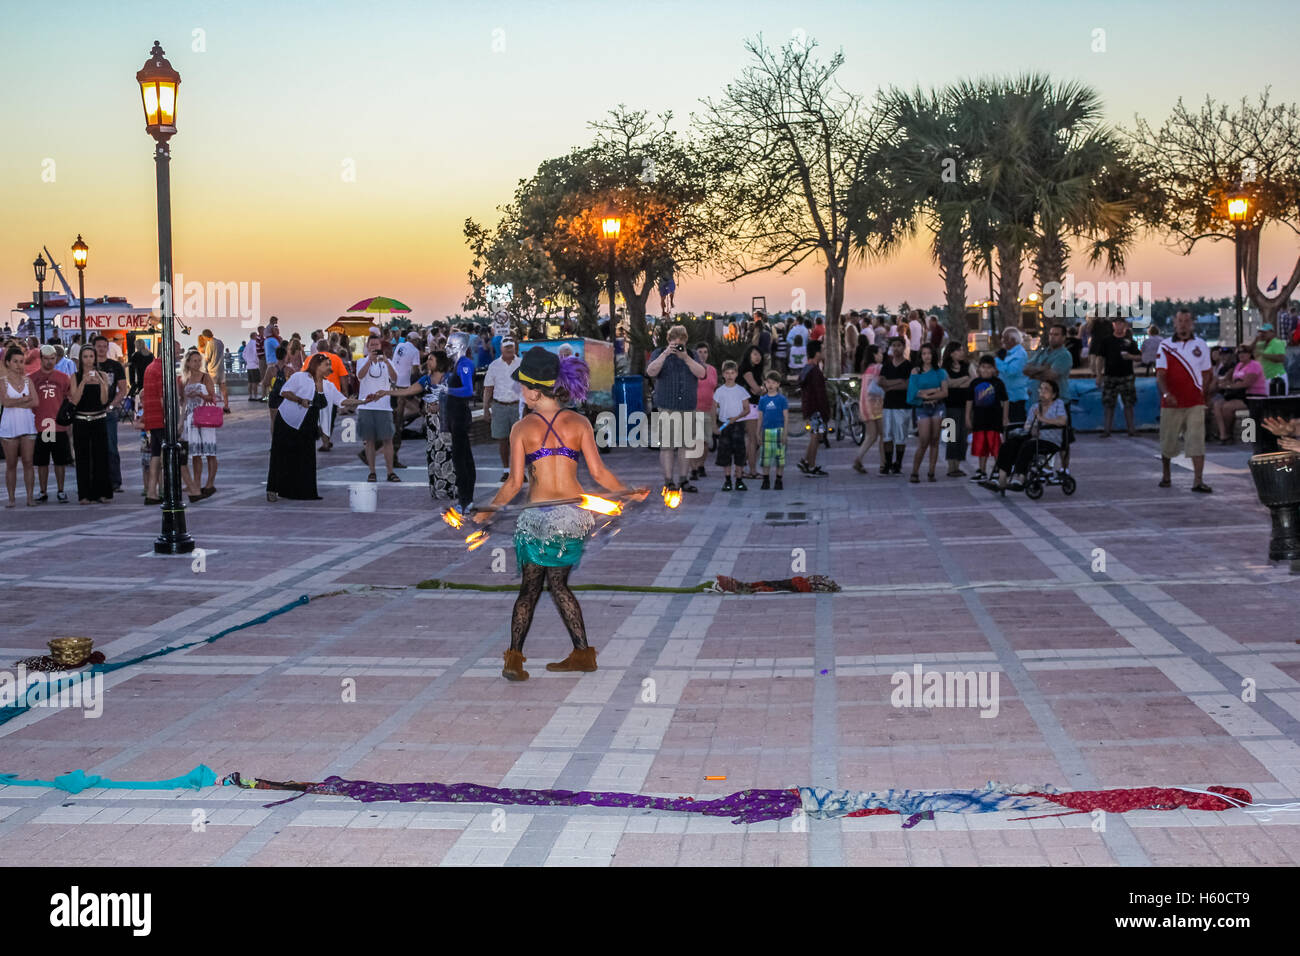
[250,775,800,824]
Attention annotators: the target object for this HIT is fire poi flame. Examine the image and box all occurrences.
[466,530,489,551]
[662,486,683,509]
[578,494,623,515]
[443,507,465,529]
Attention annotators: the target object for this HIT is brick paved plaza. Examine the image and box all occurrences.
[1,402,1298,867]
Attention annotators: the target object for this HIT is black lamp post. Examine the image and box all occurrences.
[1228,189,1249,347]
[71,236,88,350]
[137,40,194,555]
[601,206,621,340]
[33,254,47,343]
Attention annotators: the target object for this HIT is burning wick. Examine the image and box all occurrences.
[443,507,465,529]
[662,486,683,509]
[466,530,489,551]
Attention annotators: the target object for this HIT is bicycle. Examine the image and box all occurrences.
[828,377,865,445]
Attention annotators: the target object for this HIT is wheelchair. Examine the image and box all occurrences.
[1019,398,1079,499]
[1019,438,1077,498]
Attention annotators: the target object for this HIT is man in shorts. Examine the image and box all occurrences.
[1157,308,1214,493]
[200,329,229,411]
[1096,315,1141,437]
[243,335,262,400]
[878,337,914,474]
[355,334,400,481]
[30,346,72,502]
[482,338,522,481]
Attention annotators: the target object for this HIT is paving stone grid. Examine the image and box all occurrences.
[1,400,1298,866]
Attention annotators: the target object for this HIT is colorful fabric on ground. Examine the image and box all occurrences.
[801,782,1048,819]
[711,574,841,594]
[807,782,1254,822]
[1021,785,1251,817]
[226,773,801,824]
[0,765,216,794]
[1,766,1256,828]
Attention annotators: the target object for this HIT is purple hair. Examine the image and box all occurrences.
[554,355,589,405]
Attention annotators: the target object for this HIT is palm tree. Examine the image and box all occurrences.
[1023,82,1140,318]
[978,75,1140,329]
[862,84,989,341]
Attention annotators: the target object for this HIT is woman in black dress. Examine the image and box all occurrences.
[266,354,359,501]
[66,346,113,504]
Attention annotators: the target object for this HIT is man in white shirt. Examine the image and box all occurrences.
[908,310,925,355]
[482,339,522,481]
[355,333,400,481]
[200,329,228,411]
[389,335,421,468]
[242,338,261,400]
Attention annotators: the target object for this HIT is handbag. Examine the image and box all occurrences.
[193,404,224,428]
[55,398,76,427]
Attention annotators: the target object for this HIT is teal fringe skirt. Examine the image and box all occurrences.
[514,504,596,568]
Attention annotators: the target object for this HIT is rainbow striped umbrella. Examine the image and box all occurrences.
[345,295,412,313]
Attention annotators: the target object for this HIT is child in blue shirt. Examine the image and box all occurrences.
[756,371,789,489]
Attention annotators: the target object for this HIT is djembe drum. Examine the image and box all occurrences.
[1248,452,1300,561]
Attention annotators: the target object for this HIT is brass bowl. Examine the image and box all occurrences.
[48,637,94,668]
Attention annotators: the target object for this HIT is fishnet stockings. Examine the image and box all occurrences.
[509,563,588,653]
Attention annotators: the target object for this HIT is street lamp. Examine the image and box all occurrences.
[1228,189,1249,347]
[601,206,621,340]
[137,40,194,555]
[33,254,47,344]
[71,236,88,349]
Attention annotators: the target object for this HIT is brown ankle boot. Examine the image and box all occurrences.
[545,647,598,672]
[502,649,529,681]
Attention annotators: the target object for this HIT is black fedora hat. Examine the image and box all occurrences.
[512,346,559,388]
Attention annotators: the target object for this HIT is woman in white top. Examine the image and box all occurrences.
[180,350,220,496]
[1,344,39,507]
[266,353,360,501]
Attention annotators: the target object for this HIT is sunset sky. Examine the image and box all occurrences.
[3,0,1298,343]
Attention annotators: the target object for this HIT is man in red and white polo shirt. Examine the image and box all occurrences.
[1156,308,1214,493]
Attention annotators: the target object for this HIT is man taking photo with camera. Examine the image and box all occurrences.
[647,324,707,493]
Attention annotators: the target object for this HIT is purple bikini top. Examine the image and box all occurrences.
[524,411,580,466]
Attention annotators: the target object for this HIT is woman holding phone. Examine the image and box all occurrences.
[67,345,113,504]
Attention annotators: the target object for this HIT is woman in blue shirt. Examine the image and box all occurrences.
[905,343,949,483]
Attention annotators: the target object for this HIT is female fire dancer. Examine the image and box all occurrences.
[473,347,647,681]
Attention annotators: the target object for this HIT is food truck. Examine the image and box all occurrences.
[12,247,159,355]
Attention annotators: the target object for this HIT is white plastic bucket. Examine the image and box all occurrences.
[349,482,377,513]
